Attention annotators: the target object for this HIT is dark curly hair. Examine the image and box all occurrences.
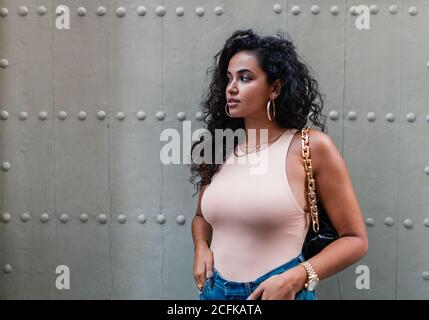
[189,29,327,196]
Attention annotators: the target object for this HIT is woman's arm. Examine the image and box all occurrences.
[192,185,215,286]
[303,128,368,281]
[191,185,213,250]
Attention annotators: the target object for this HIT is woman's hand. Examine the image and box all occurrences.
[246,265,307,300]
[193,240,214,291]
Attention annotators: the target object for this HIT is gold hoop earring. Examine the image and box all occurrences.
[225,102,232,117]
[267,100,276,121]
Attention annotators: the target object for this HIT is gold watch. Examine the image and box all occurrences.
[300,261,319,291]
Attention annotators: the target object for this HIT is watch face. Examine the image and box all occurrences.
[307,279,319,291]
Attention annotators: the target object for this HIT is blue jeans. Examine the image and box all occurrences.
[198,253,317,300]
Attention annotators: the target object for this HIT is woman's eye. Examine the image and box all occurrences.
[227,76,250,82]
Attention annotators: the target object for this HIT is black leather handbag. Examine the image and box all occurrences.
[300,127,339,260]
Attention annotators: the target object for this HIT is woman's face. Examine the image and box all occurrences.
[226,51,278,119]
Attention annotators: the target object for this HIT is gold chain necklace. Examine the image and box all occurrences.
[234,129,288,157]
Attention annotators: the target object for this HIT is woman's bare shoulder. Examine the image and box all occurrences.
[306,128,341,175]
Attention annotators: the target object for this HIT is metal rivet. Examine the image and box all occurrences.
[347,111,357,120]
[79,213,89,223]
[365,218,374,227]
[310,5,320,15]
[156,111,166,121]
[156,6,166,17]
[0,8,8,17]
[77,7,86,17]
[116,7,126,17]
[426,114,429,122]
[96,7,106,16]
[58,111,67,120]
[138,214,146,224]
[369,5,378,14]
[385,113,395,122]
[329,110,339,121]
[156,214,166,224]
[408,6,418,16]
[21,212,31,222]
[423,218,429,227]
[137,6,147,16]
[97,110,106,120]
[60,214,69,223]
[40,213,50,223]
[0,58,9,68]
[18,111,28,121]
[214,7,223,16]
[97,214,108,224]
[1,162,11,171]
[116,112,125,121]
[3,264,12,274]
[427,61,429,69]
[38,111,48,121]
[195,111,204,121]
[176,7,184,16]
[177,112,186,121]
[196,7,205,17]
[389,5,398,15]
[349,6,357,15]
[1,110,9,120]
[403,218,413,229]
[384,217,394,227]
[406,112,416,122]
[425,166,429,176]
[367,112,376,121]
[291,5,300,15]
[273,4,282,14]
[137,111,146,120]
[18,6,29,16]
[117,214,127,224]
[176,215,186,225]
[37,6,47,16]
[330,6,340,15]
[1,212,11,223]
[423,272,429,281]
[78,111,87,121]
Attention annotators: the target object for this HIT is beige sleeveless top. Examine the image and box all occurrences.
[201,128,309,282]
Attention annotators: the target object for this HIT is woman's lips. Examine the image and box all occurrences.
[228,101,240,107]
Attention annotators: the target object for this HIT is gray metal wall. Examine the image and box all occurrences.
[0,0,428,299]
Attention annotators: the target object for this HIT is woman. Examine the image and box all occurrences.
[189,29,368,300]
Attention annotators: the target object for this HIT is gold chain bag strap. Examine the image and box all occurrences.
[301,127,338,259]
[301,127,319,233]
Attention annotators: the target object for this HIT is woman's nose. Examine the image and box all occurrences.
[227,81,238,94]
